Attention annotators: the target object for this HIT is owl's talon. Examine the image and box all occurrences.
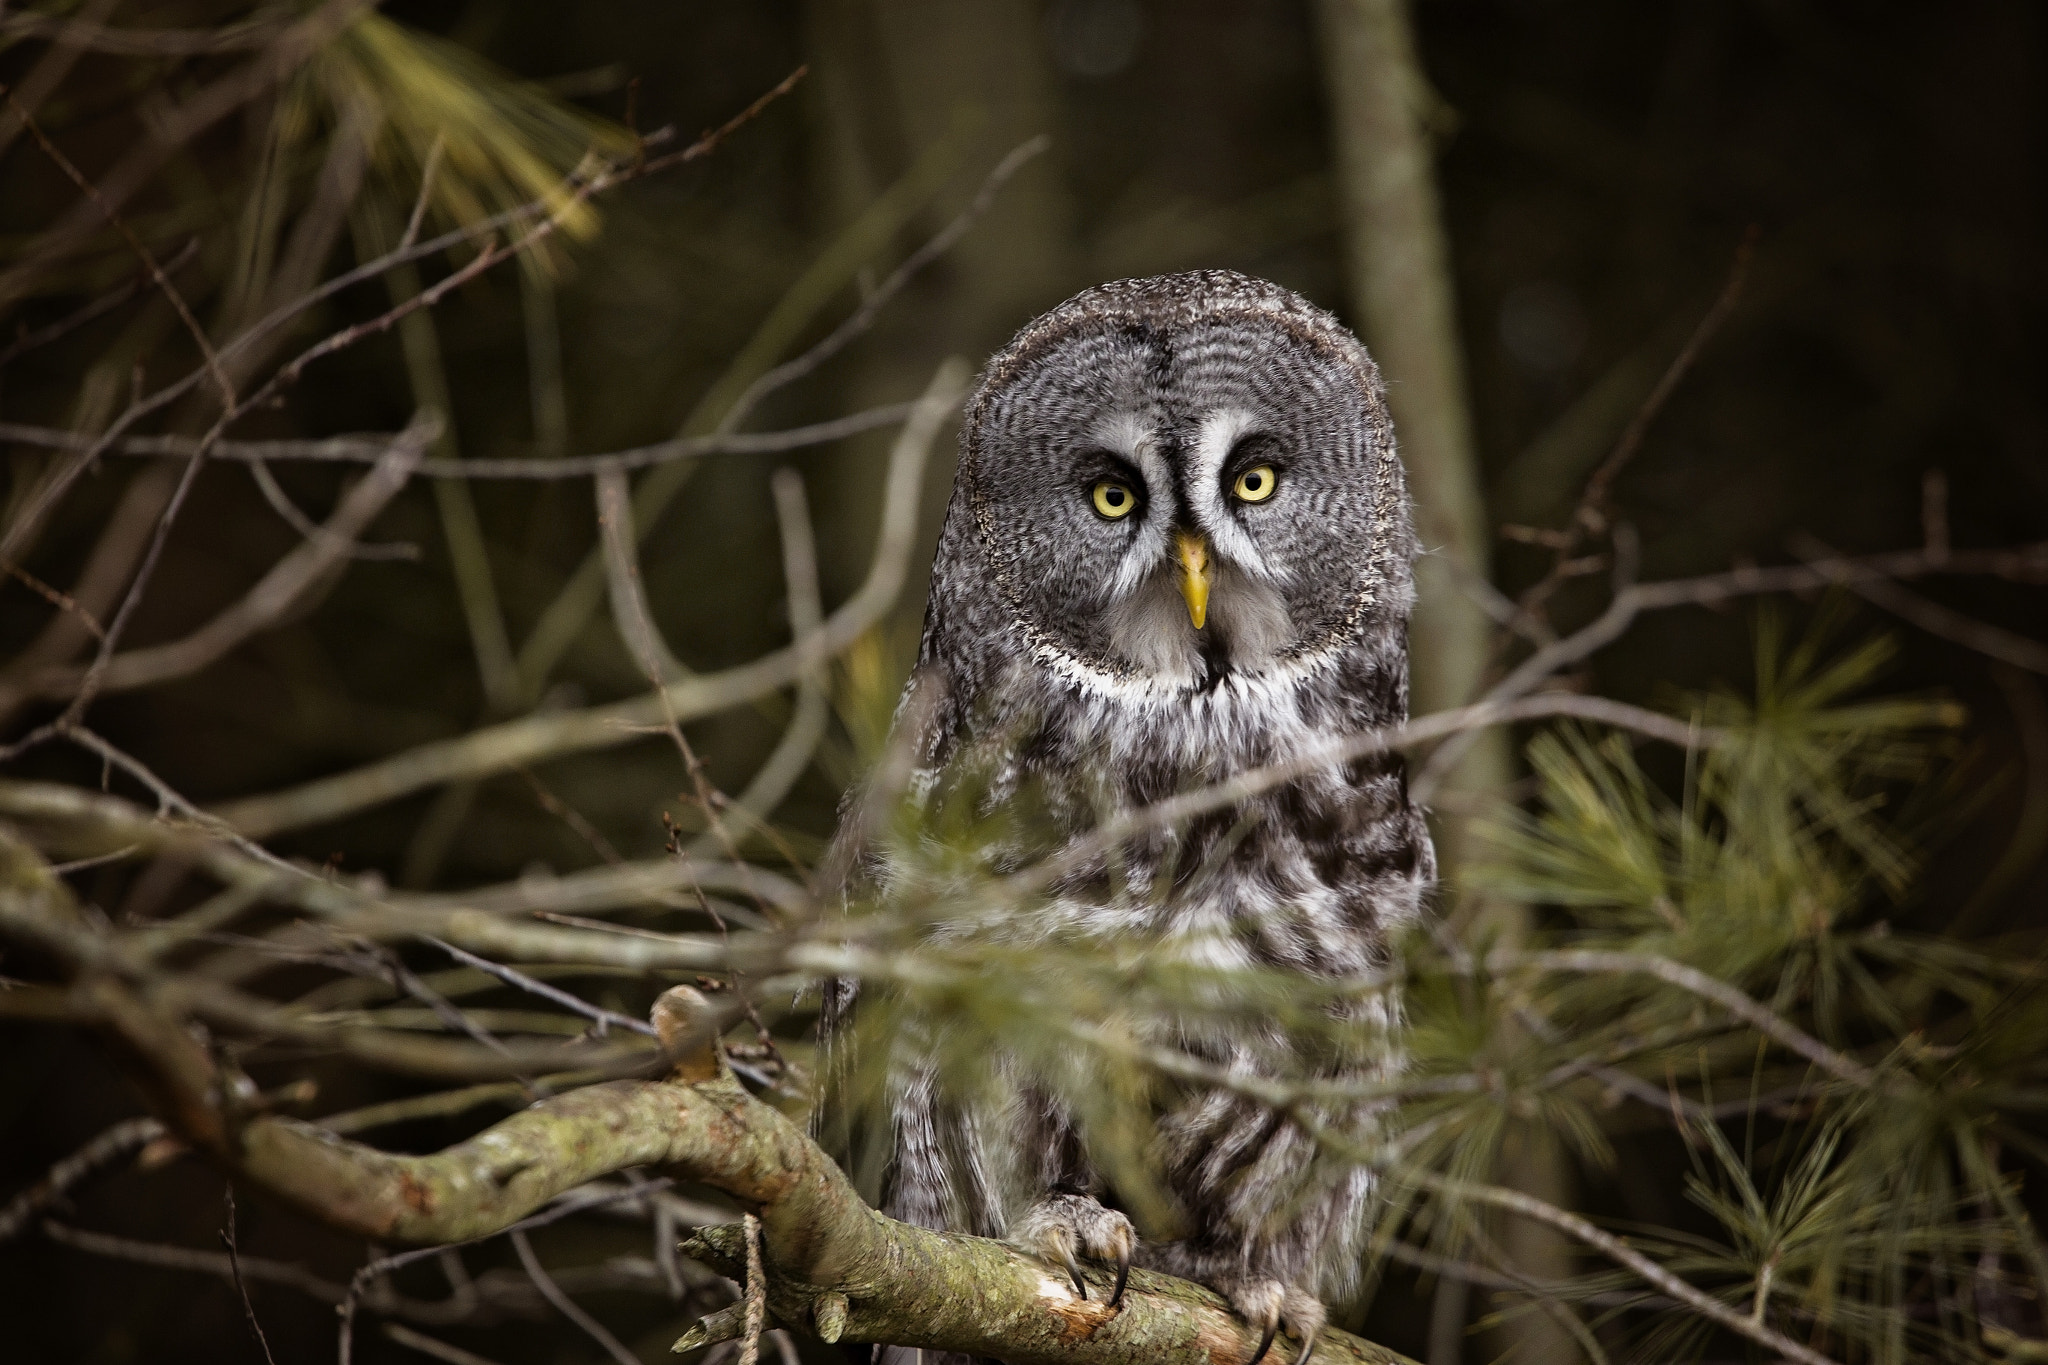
[1289,1328,1319,1365]
[1062,1248,1089,1300]
[1010,1192,1136,1306]
[1246,1322,1278,1365]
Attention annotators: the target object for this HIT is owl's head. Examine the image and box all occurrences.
[951,270,1414,694]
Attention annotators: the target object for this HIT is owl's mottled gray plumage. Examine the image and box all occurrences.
[820,270,1434,1352]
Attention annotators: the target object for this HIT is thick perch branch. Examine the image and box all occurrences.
[254,1030,1414,1365]
[0,829,1412,1365]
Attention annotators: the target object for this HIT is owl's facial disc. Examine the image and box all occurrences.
[963,292,1400,691]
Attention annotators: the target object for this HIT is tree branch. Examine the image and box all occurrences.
[0,832,1415,1364]
[0,419,433,708]
[208,359,966,840]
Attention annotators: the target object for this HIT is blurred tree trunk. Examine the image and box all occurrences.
[802,0,1077,618]
[1311,3,1579,1362]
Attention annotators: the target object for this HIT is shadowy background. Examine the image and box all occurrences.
[2,2,2043,1362]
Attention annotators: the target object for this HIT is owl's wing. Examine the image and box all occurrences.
[809,664,956,1190]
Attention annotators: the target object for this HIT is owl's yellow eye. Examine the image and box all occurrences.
[1091,481,1137,519]
[1232,464,1277,503]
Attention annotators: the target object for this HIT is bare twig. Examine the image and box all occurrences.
[0,65,795,576]
[221,1185,281,1365]
[0,0,123,161]
[1015,690,1723,905]
[0,11,292,56]
[0,400,926,477]
[44,1218,346,1302]
[211,360,966,839]
[0,557,105,639]
[401,137,448,251]
[1401,1168,1839,1365]
[246,457,419,562]
[1494,949,1878,1087]
[419,936,657,1039]
[0,0,377,312]
[1500,231,1760,651]
[2,89,235,408]
[0,1116,165,1243]
[687,467,830,857]
[510,1227,640,1365]
[1575,228,1758,529]
[596,467,687,683]
[336,1184,668,1365]
[0,239,201,371]
[1413,532,2048,804]
[0,420,433,707]
[713,137,1049,434]
[1789,532,2048,676]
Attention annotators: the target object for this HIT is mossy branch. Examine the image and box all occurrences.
[0,822,1413,1365]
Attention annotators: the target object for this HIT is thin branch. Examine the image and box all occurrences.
[0,556,105,639]
[221,1185,281,1365]
[210,360,966,839]
[0,1115,164,1243]
[0,64,795,571]
[0,238,200,371]
[419,936,657,1039]
[0,12,292,56]
[687,467,830,857]
[1374,1237,1671,1312]
[401,137,448,251]
[712,137,1048,435]
[1790,532,2048,676]
[396,856,802,918]
[246,456,419,562]
[1,89,235,408]
[0,420,432,707]
[1009,690,1724,907]
[1500,949,1877,1086]
[50,726,294,875]
[0,0,377,313]
[1401,1168,1839,1365]
[1414,524,1644,803]
[1575,228,1757,528]
[596,467,687,683]
[0,0,123,162]
[43,1218,346,1302]
[1498,230,1759,649]
[510,1228,641,1365]
[337,1183,675,1365]
[1412,532,2048,805]
[0,400,926,477]
[236,68,807,433]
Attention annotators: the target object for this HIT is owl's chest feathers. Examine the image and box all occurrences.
[923,650,1422,970]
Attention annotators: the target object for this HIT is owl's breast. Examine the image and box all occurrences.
[924,644,1429,969]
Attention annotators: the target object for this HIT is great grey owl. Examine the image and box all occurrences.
[818,270,1434,1363]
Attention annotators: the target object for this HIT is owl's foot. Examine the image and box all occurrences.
[1219,1278,1325,1365]
[1010,1192,1137,1308]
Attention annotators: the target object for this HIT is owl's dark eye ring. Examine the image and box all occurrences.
[1232,464,1278,503]
[1091,481,1138,520]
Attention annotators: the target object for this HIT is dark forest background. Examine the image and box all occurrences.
[1,3,2044,1363]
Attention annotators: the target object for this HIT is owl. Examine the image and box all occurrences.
[818,270,1435,1364]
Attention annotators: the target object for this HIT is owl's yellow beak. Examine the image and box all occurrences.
[1174,530,1212,631]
